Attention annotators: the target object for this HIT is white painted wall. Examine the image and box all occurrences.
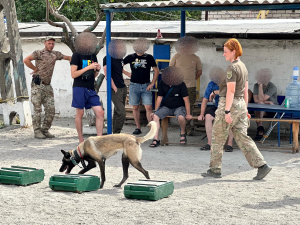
[0,38,299,117]
[195,39,300,98]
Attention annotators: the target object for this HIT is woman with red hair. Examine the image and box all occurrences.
[201,38,272,180]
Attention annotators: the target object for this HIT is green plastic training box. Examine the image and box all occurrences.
[49,174,100,193]
[124,180,174,201]
[0,166,45,186]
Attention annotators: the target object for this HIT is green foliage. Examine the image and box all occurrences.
[15,0,47,22]
[14,0,202,22]
[15,0,105,22]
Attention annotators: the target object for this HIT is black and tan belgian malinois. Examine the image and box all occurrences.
[60,121,156,189]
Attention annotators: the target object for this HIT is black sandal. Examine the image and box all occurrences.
[200,144,211,151]
[180,134,187,145]
[150,139,160,148]
[254,126,264,141]
[224,145,233,152]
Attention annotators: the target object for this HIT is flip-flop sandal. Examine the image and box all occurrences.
[180,134,187,145]
[200,144,211,151]
[150,139,160,148]
[224,145,233,152]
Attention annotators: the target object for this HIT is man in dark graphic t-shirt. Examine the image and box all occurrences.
[103,56,131,133]
[149,80,193,147]
[70,52,104,144]
[123,53,159,135]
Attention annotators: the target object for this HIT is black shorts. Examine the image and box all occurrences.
[205,106,218,118]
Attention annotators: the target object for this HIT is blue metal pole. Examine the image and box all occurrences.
[106,12,112,134]
[180,11,186,37]
[277,113,280,147]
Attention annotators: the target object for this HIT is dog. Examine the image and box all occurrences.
[60,121,157,189]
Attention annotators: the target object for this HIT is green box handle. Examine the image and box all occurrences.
[0,175,22,181]
[49,181,76,187]
[1,168,27,172]
[12,166,38,170]
[125,191,154,196]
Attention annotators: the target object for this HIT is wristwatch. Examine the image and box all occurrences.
[225,110,230,114]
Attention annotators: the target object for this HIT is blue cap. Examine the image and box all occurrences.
[293,67,299,70]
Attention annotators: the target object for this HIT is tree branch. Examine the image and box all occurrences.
[46,0,78,37]
[83,12,104,32]
[95,12,114,54]
[57,0,66,11]
[45,0,75,52]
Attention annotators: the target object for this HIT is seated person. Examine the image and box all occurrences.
[150,66,192,147]
[253,68,278,140]
[198,67,234,152]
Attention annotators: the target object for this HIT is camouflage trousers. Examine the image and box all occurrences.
[210,97,266,173]
[186,87,196,126]
[31,82,55,133]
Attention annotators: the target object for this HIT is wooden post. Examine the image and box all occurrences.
[292,122,299,153]
[0,4,14,102]
[2,0,29,100]
[0,0,32,127]
[161,118,169,146]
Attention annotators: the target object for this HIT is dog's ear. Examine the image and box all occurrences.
[61,149,71,159]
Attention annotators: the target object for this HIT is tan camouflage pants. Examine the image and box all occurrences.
[210,97,266,173]
[31,82,55,133]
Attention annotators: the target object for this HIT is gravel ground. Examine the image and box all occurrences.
[0,117,300,225]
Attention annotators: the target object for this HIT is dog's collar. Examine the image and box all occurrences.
[75,146,84,160]
[71,146,87,169]
[73,148,82,162]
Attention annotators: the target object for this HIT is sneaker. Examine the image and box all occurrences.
[133,128,142,135]
[201,169,222,178]
[34,130,46,139]
[43,131,55,138]
[253,164,272,180]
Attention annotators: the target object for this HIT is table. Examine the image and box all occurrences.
[198,102,300,150]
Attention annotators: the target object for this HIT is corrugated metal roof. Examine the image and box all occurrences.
[101,0,300,9]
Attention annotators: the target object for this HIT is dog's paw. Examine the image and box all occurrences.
[113,184,122,188]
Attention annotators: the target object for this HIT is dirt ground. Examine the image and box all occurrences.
[0,117,300,225]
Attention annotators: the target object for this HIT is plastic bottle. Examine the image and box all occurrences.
[285,67,300,108]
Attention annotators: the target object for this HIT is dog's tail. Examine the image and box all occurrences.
[136,121,157,144]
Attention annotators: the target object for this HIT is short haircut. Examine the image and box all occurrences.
[224,38,243,60]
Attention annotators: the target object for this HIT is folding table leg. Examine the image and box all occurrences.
[292,122,299,153]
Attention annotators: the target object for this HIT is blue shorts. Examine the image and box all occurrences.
[129,82,152,106]
[72,87,101,109]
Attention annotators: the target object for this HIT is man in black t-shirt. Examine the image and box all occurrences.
[70,52,104,144]
[103,56,131,133]
[123,52,159,135]
[149,80,193,147]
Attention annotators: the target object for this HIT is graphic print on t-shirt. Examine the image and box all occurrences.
[133,58,147,69]
[82,59,92,68]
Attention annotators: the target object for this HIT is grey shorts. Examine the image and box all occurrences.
[154,106,186,120]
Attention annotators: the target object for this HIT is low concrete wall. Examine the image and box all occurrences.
[201,10,300,20]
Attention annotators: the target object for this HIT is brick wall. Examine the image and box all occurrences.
[201,10,300,20]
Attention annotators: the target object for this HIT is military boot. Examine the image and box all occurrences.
[201,169,222,178]
[253,164,272,180]
[42,130,55,138]
[34,130,46,139]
